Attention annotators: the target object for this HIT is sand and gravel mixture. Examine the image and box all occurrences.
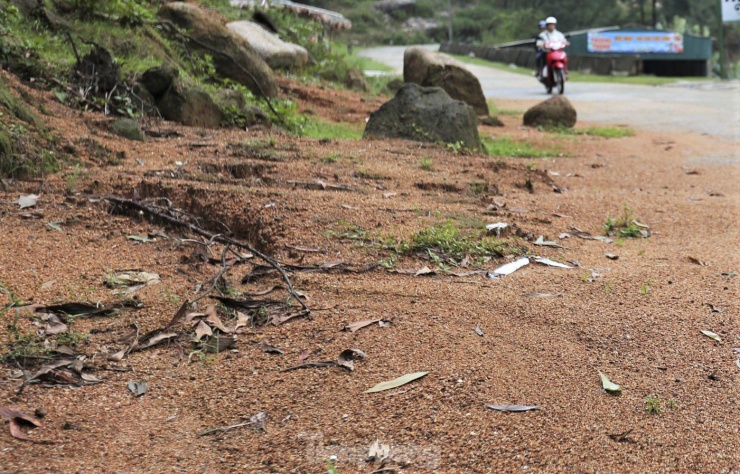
[0,73,737,473]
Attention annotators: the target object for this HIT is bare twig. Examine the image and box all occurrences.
[191,243,231,304]
[198,421,252,437]
[105,196,309,315]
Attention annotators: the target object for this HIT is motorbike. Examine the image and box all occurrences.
[539,40,568,94]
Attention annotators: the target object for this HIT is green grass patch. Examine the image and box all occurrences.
[302,118,364,140]
[604,205,648,239]
[482,136,561,158]
[488,101,521,117]
[403,220,517,264]
[546,125,635,138]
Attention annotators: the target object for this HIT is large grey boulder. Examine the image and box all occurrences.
[157,77,223,128]
[158,2,277,98]
[403,46,488,116]
[364,83,482,151]
[523,96,577,128]
[226,21,308,71]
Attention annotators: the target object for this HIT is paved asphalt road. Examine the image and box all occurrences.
[358,45,740,143]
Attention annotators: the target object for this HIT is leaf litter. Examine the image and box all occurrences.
[0,407,43,442]
[344,319,391,332]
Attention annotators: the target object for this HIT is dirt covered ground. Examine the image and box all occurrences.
[0,71,737,473]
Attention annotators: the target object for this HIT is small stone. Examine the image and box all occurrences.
[34,407,47,418]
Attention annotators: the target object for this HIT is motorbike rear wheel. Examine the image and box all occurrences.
[554,68,565,95]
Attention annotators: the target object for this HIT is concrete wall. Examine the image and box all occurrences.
[440,42,642,76]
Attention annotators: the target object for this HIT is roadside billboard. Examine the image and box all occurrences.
[722,0,740,23]
[587,31,684,54]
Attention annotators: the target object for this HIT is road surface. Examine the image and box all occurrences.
[358,45,740,143]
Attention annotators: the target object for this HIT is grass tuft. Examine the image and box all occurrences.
[482,136,561,158]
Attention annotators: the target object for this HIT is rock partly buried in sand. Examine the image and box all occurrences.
[364,83,482,151]
[158,2,277,98]
[226,21,308,70]
[110,118,145,141]
[403,46,488,116]
[523,96,577,128]
[157,77,223,128]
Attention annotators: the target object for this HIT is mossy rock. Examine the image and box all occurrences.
[0,84,45,130]
[0,130,14,176]
[157,77,223,128]
[110,118,145,142]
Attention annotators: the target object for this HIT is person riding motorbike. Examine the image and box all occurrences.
[533,20,547,77]
[535,17,569,78]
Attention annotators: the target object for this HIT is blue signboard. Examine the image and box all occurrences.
[587,31,684,54]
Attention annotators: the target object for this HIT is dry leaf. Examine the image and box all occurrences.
[136,330,178,351]
[533,235,562,248]
[233,311,250,331]
[0,407,42,442]
[43,314,68,335]
[486,404,539,412]
[80,373,102,384]
[700,330,721,342]
[13,304,46,315]
[167,301,190,328]
[204,305,231,333]
[258,341,284,355]
[365,372,428,393]
[608,428,634,442]
[344,319,383,332]
[415,266,435,277]
[688,256,707,266]
[194,320,212,341]
[107,350,126,362]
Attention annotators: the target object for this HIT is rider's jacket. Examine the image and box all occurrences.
[536,30,567,50]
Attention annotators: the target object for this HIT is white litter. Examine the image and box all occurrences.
[533,257,573,269]
[487,257,530,278]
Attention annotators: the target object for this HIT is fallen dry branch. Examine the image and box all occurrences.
[105,196,310,317]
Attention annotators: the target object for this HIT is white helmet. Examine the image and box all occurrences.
[546,16,557,24]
